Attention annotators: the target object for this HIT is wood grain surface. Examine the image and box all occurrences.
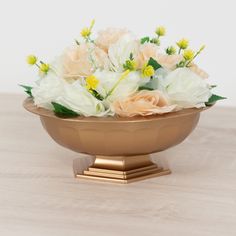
[0,94,236,236]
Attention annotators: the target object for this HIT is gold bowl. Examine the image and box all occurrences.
[23,98,208,183]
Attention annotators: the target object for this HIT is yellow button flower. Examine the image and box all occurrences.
[81,27,91,38]
[80,19,95,38]
[142,64,155,78]
[183,49,195,60]
[86,75,99,90]
[39,63,50,73]
[176,38,189,50]
[26,55,37,65]
[156,26,166,37]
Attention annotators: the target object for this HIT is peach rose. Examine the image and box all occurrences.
[156,54,183,70]
[95,28,130,52]
[155,55,208,78]
[137,46,208,79]
[136,43,159,69]
[112,90,177,117]
[62,43,109,80]
[136,43,182,71]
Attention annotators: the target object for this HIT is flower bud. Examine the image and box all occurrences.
[142,65,155,78]
[166,46,176,55]
[176,38,189,50]
[183,49,195,60]
[123,59,137,71]
[26,55,37,65]
[81,27,91,38]
[155,26,166,37]
[86,75,99,90]
[39,63,50,73]
[150,37,160,45]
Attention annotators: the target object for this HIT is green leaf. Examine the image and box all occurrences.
[147,57,162,70]
[51,102,79,118]
[210,85,217,89]
[129,53,134,60]
[138,85,154,91]
[91,90,104,101]
[140,36,150,44]
[75,39,80,45]
[205,94,226,106]
[138,78,158,91]
[19,84,33,97]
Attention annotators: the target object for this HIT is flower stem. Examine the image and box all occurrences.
[105,70,130,99]
[186,45,205,67]
[89,19,95,32]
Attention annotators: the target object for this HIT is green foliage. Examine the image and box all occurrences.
[150,38,160,45]
[138,78,158,91]
[123,60,136,71]
[140,36,150,44]
[166,46,176,55]
[129,53,134,60]
[138,85,154,91]
[19,84,33,97]
[51,102,79,118]
[210,85,217,89]
[91,90,104,101]
[147,57,162,70]
[75,39,80,45]
[205,94,226,106]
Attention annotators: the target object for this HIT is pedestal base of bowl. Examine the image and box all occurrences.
[23,98,209,184]
[76,154,171,183]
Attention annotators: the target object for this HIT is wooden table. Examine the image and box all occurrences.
[0,94,236,236]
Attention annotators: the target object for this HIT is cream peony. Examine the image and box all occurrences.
[62,43,109,79]
[108,34,139,72]
[158,68,211,108]
[94,70,149,103]
[32,72,107,117]
[96,28,130,52]
[111,90,177,117]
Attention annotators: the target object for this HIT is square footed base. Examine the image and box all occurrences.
[76,165,171,184]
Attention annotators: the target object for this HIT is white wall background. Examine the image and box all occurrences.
[0,0,235,106]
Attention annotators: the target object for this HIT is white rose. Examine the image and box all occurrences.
[108,34,139,72]
[94,70,149,103]
[157,68,211,108]
[32,72,64,110]
[54,81,108,117]
[32,72,108,117]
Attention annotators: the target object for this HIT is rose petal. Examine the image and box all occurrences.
[112,90,177,117]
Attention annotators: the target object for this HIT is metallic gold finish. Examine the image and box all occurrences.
[92,155,153,170]
[23,98,209,184]
[77,170,171,184]
[76,154,170,183]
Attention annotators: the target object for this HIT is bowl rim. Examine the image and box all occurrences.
[23,98,211,123]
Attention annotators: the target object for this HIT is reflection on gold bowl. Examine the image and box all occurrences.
[23,98,209,183]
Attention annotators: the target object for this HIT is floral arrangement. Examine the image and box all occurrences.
[22,20,225,118]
